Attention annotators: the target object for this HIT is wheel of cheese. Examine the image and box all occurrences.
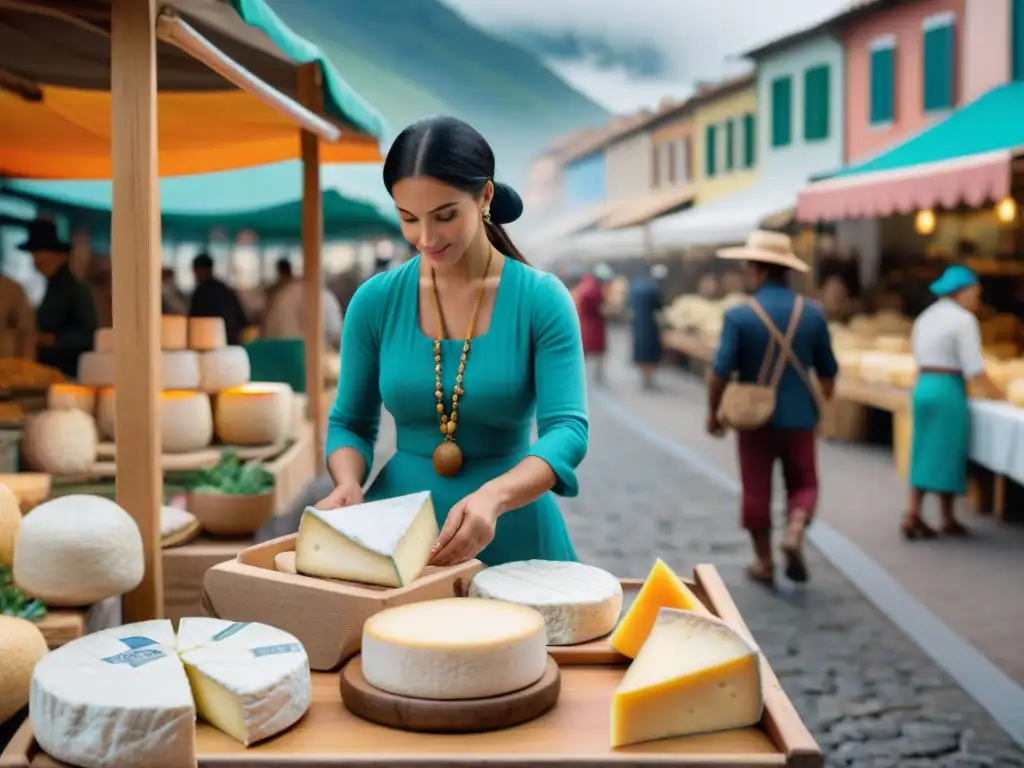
[46,383,96,414]
[468,560,623,645]
[1008,378,1024,407]
[0,482,19,567]
[93,328,114,354]
[198,346,251,393]
[215,383,292,445]
[0,615,49,723]
[160,391,214,453]
[161,350,201,390]
[21,409,98,475]
[361,598,548,700]
[161,315,188,351]
[189,317,227,351]
[77,351,114,388]
[95,388,116,440]
[13,495,144,606]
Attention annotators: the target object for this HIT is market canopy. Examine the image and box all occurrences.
[600,184,695,230]
[2,162,400,242]
[797,82,1024,222]
[0,0,390,179]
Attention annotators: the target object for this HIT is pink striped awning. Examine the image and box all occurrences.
[796,150,1014,223]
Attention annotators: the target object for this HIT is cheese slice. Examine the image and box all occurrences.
[609,558,709,659]
[468,560,623,645]
[177,618,311,747]
[361,598,548,700]
[611,608,763,747]
[161,506,201,549]
[295,492,438,588]
[30,618,312,767]
[274,551,297,574]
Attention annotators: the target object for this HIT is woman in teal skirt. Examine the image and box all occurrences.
[903,266,1004,540]
[316,116,587,567]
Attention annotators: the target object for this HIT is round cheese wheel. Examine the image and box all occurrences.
[160,315,188,351]
[1008,378,1024,407]
[161,351,201,390]
[215,383,292,445]
[0,615,48,723]
[77,351,114,388]
[160,391,213,453]
[95,388,116,440]
[13,495,144,606]
[361,597,548,700]
[47,384,96,414]
[189,317,227,351]
[0,482,19,567]
[198,346,251,393]
[21,409,98,475]
[93,328,114,354]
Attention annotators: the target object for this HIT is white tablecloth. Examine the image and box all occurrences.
[969,399,1024,484]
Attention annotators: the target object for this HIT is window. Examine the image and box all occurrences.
[742,113,756,168]
[771,76,792,147]
[1014,0,1024,81]
[922,12,956,111]
[667,142,678,184]
[725,119,735,171]
[705,124,718,178]
[803,64,831,141]
[869,36,896,124]
[651,144,661,187]
[679,137,691,182]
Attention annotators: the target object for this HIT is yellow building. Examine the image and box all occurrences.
[692,74,759,205]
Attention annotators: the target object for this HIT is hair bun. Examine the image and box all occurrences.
[490,182,523,225]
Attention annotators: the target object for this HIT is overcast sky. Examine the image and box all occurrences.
[443,0,853,112]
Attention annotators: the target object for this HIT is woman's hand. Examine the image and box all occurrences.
[429,487,501,567]
[314,481,364,510]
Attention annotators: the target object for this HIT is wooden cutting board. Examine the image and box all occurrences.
[339,655,561,733]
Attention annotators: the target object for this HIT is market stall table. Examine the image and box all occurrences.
[968,399,1024,519]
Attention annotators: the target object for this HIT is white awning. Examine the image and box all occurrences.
[537,225,649,264]
[649,174,808,250]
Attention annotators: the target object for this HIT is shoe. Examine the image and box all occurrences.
[900,513,937,541]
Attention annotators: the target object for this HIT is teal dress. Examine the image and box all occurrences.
[325,256,588,565]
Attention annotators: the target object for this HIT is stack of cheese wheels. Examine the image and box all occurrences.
[858,352,917,388]
[95,388,213,453]
[46,383,96,413]
[215,382,294,446]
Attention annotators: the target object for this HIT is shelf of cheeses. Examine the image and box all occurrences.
[660,293,747,343]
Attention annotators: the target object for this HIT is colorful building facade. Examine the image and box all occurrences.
[691,75,758,205]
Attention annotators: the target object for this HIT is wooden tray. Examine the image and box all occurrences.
[1,564,822,767]
[200,534,486,671]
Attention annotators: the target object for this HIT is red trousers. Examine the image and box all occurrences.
[736,427,818,534]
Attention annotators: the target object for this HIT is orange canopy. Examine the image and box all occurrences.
[0,86,382,180]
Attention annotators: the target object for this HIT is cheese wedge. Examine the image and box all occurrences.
[274,551,297,574]
[161,506,201,549]
[295,492,438,588]
[610,608,763,747]
[609,558,709,659]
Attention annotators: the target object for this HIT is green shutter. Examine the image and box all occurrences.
[725,119,735,171]
[771,76,792,148]
[1014,0,1024,81]
[869,45,896,124]
[743,113,756,168]
[923,20,955,111]
[705,124,717,178]
[803,65,830,141]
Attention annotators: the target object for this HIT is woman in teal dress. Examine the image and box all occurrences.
[316,116,588,567]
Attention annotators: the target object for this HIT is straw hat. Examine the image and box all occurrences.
[716,230,809,273]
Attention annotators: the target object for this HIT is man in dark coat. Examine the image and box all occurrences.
[629,263,667,389]
[188,253,249,345]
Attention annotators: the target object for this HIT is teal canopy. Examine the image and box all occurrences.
[2,162,401,243]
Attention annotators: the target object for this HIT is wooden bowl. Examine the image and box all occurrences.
[188,489,274,536]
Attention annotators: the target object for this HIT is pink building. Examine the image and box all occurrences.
[839,0,965,164]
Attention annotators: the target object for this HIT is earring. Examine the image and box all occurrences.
[483,209,492,225]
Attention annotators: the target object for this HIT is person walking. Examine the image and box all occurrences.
[903,265,1004,540]
[705,231,838,586]
[575,265,610,384]
[629,263,667,389]
[188,253,249,345]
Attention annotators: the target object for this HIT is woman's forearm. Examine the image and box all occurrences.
[327,447,367,488]
[483,456,557,515]
[971,371,1004,400]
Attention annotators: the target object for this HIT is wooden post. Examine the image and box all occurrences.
[298,63,326,467]
[110,0,164,621]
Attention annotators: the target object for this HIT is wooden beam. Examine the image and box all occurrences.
[299,63,326,467]
[110,0,164,621]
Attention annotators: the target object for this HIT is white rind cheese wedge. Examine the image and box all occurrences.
[30,618,312,767]
[468,560,623,645]
[361,598,548,700]
[610,608,763,747]
[295,491,438,588]
[161,506,200,548]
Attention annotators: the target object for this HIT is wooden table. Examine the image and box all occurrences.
[833,377,912,479]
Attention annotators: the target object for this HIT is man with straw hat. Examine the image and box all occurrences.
[706,230,838,586]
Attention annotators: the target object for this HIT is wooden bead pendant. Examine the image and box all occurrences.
[432,441,464,478]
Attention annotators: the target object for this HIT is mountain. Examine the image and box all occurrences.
[267,0,610,188]
[499,29,670,79]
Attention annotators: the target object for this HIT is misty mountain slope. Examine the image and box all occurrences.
[268,0,609,186]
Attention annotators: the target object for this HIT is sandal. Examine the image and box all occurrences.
[900,513,937,541]
[745,561,775,587]
[940,519,969,537]
[780,514,809,583]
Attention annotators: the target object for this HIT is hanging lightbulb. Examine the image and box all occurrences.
[996,197,1017,223]
[914,209,936,235]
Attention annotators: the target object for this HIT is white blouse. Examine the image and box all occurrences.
[910,298,985,378]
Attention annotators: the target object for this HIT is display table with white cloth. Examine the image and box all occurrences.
[968,399,1024,517]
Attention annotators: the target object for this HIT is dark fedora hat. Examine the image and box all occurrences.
[18,220,72,254]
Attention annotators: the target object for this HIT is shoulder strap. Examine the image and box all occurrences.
[747,297,827,413]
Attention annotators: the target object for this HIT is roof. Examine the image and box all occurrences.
[0,0,391,178]
[797,81,1024,221]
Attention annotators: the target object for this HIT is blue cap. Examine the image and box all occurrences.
[929,265,978,297]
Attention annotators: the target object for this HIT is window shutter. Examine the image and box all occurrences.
[803,65,830,141]
[771,76,792,147]
[725,119,735,171]
[705,124,717,178]
[869,45,896,124]
[743,113,756,168]
[923,21,955,111]
[1013,0,1024,81]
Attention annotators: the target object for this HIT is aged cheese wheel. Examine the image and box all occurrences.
[0,482,19,566]
[215,383,292,445]
[93,328,114,354]
[1008,379,1024,407]
[46,384,96,414]
[198,346,251,393]
[189,317,227,351]
[161,351,201,391]
[873,335,910,354]
[0,615,49,723]
[21,410,98,475]
[77,351,114,388]
[161,315,188,351]
[160,391,214,453]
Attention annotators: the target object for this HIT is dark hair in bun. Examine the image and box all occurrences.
[383,116,527,263]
